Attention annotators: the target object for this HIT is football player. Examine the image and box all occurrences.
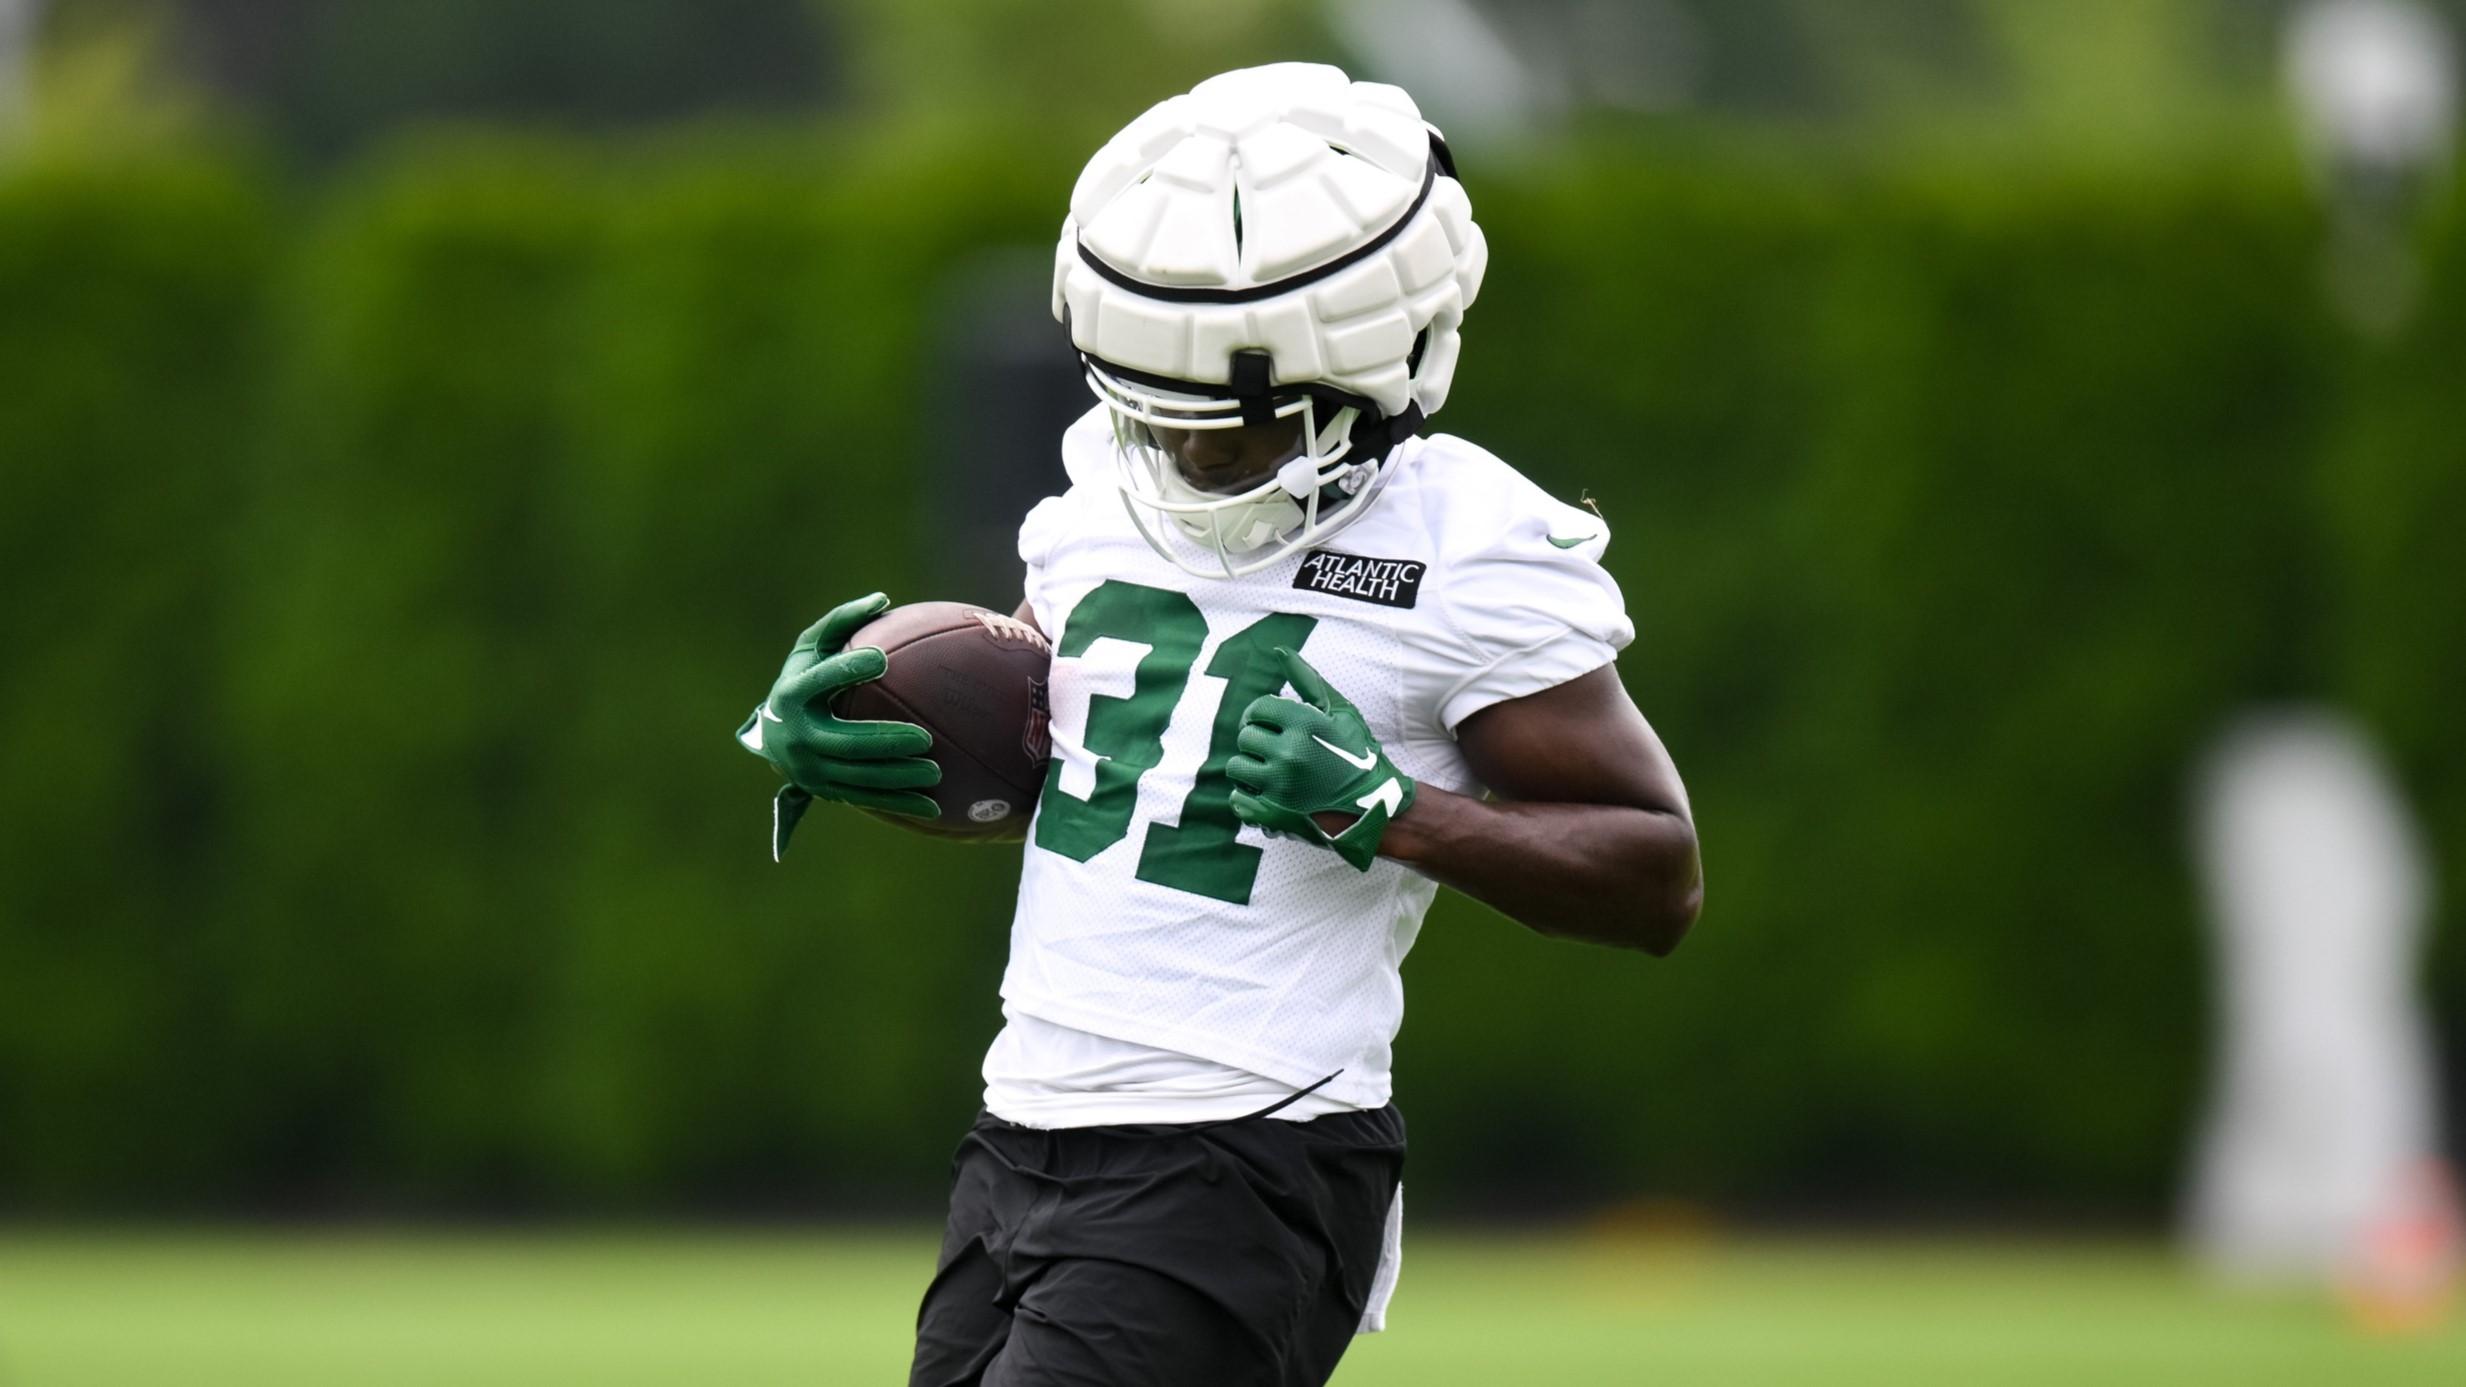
[741,63,1702,1387]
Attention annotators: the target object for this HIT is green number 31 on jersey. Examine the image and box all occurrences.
[1033,579,1318,905]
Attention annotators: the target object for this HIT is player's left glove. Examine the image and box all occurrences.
[1226,648,1415,872]
[736,592,940,860]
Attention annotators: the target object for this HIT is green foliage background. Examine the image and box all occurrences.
[0,130,2455,1216]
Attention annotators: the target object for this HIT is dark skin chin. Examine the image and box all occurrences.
[1011,599,1703,957]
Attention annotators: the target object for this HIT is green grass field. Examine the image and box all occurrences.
[2,1230,2459,1385]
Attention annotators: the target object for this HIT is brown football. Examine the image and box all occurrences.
[831,601,1052,840]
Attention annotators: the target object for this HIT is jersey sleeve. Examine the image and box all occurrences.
[1016,407,1113,626]
[1018,493,1070,583]
[1417,484,1635,734]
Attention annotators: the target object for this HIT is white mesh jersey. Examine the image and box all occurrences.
[994,406,1634,1112]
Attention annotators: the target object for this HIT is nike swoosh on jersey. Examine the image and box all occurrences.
[1547,533,1598,549]
[1312,734,1381,771]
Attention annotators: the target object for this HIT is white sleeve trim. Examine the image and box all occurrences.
[1435,624,1620,734]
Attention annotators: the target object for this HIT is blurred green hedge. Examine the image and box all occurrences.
[0,155,270,1204]
[2326,184,2466,1133]
[0,133,2452,1216]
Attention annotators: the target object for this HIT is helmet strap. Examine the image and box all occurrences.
[1228,350,1278,428]
[1351,399,1426,461]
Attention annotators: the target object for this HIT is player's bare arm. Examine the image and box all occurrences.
[1383,666,1701,955]
[1222,630,1698,957]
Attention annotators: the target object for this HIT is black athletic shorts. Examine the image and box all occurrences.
[908,1103,1406,1387]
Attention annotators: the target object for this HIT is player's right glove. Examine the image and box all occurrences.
[736,592,940,860]
[1225,648,1415,871]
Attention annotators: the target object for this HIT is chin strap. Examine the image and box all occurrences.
[1351,399,1425,464]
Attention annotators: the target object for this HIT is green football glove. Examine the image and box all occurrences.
[1226,648,1415,872]
[736,592,940,860]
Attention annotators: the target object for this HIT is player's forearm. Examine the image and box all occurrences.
[1378,785,1702,954]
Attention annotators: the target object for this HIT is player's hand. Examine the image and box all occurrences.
[736,592,941,859]
[1226,648,1415,871]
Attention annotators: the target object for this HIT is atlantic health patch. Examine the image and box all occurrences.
[1293,550,1426,609]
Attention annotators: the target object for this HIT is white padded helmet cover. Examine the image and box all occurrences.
[1052,63,1486,421]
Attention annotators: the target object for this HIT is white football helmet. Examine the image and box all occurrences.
[1052,63,1487,578]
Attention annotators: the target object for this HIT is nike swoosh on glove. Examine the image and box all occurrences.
[735,592,940,859]
[1224,647,1414,871]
